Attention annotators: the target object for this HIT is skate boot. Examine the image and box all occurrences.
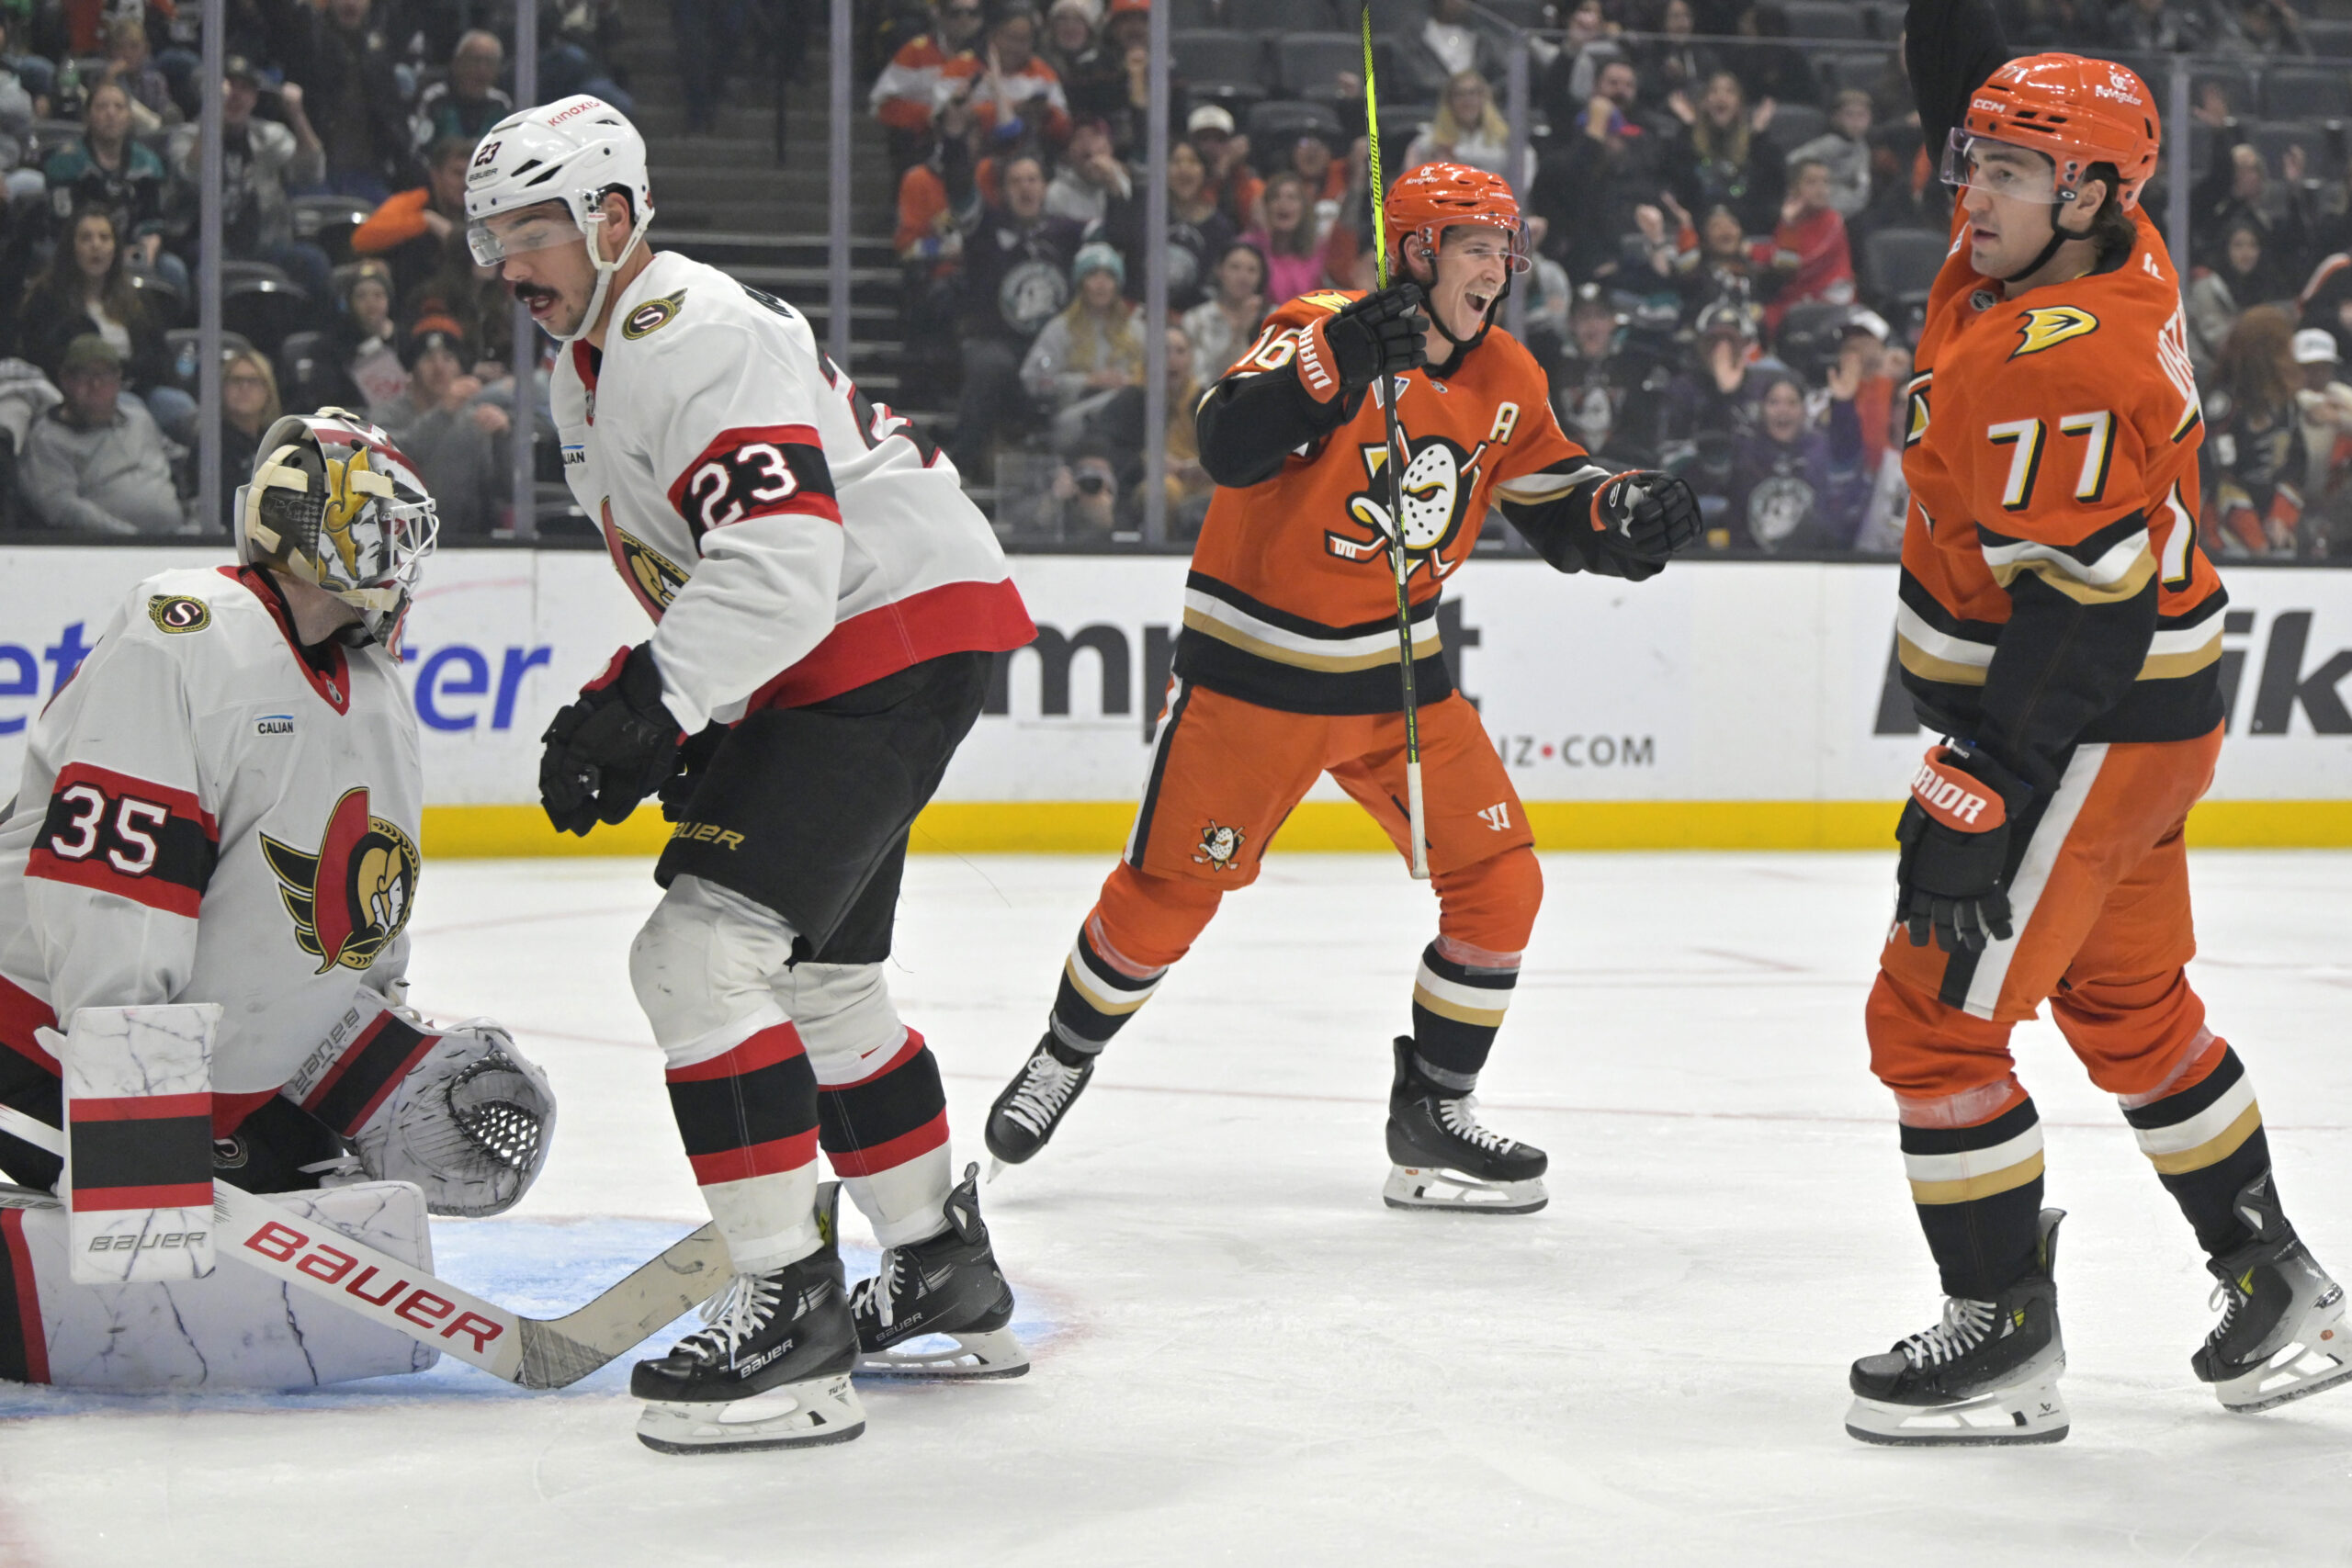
[1382,1036,1549,1213]
[631,1209,865,1455]
[1846,1208,2069,1446]
[984,1032,1095,1173]
[849,1166,1029,1379]
[2192,1173,2351,1413]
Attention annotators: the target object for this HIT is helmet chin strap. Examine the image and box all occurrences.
[2000,197,2093,286]
[558,203,655,344]
[1408,236,1512,376]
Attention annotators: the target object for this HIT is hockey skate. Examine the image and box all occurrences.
[631,1213,865,1455]
[1846,1209,2069,1446]
[2193,1174,2352,1413]
[1382,1036,1549,1213]
[984,1032,1095,1174]
[848,1166,1029,1379]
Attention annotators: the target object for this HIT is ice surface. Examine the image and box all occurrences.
[4,851,2349,1566]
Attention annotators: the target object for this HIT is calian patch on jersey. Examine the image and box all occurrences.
[262,786,420,975]
[2009,306,2101,360]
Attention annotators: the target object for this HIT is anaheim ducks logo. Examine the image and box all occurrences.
[1193,821,1245,871]
[603,499,689,615]
[262,786,420,975]
[2009,306,2100,360]
[1327,432,1488,583]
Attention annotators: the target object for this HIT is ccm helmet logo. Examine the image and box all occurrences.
[241,1217,506,1353]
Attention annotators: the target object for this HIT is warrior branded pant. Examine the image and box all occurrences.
[1865,726,2282,1297]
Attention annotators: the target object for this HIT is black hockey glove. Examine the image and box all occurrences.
[1589,469,1703,563]
[1296,281,1429,406]
[657,723,729,822]
[538,642,686,836]
[1894,741,2031,954]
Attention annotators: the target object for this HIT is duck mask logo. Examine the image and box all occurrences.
[1327,433,1488,582]
[262,786,421,974]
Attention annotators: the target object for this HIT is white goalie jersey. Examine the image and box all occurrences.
[0,565,421,1111]
[552,250,1033,733]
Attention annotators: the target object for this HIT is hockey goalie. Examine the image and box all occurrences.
[0,410,556,1391]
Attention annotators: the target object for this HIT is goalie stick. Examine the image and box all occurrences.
[0,1101,729,1390]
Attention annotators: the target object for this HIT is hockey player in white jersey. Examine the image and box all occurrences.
[467,96,1036,1454]
[0,410,556,1391]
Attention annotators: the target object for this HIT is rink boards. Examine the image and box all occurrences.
[4,547,2348,852]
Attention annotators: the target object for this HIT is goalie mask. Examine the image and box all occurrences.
[236,410,438,658]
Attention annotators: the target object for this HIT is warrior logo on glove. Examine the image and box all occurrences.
[261,785,421,974]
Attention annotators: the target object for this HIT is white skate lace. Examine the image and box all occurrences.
[1436,1094,1513,1155]
[681,1272,784,1369]
[859,1249,905,1332]
[2207,1276,2248,1342]
[1002,1050,1084,1137]
[1899,1297,1997,1370]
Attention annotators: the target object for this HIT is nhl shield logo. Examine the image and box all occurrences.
[262,786,421,974]
[1193,821,1245,871]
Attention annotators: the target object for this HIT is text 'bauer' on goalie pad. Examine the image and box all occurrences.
[54,1004,219,1286]
[0,1179,438,1389]
[283,987,556,1218]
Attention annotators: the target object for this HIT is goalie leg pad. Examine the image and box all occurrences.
[2,1179,438,1389]
[61,1004,219,1285]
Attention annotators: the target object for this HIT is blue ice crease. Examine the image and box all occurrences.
[0,1216,1060,1417]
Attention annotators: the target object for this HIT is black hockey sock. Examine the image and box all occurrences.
[2122,1045,2276,1257]
[1902,1096,2047,1300]
[1048,921,1166,1056]
[1408,942,1520,1088]
[664,1021,820,1188]
[818,1031,948,1179]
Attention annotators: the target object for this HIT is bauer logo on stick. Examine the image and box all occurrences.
[1909,748,2005,831]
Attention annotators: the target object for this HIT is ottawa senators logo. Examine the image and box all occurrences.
[1327,432,1488,583]
[603,499,688,615]
[146,594,209,633]
[1193,821,1245,871]
[620,288,687,341]
[262,787,420,974]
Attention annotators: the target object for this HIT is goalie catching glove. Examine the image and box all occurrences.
[540,641,685,835]
[1894,741,2032,955]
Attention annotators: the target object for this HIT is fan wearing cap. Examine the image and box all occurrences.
[2290,325,2352,538]
[980,163,1701,1211]
[1841,0,2346,1448]
[0,408,560,1392]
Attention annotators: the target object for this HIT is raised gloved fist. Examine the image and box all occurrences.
[538,642,685,836]
[1296,281,1429,404]
[1591,469,1703,560]
[1894,741,2030,954]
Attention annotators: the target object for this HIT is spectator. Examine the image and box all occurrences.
[1029,445,1124,540]
[1725,367,1867,552]
[1546,0,1629,110]
[1187,106,1258,224]
[16,208,185,438]
[872,0,986,166]
[1150,325,1213,537]
[1788,89,1873,219]
[1728,4,1819,107]
[46,80,187,293]
[337,260,406,412]
[1837,309,1898,480]
[1242,172,1330,307]
[1661,299,1773,459]
[939,5,1073,153]
[1551,283,1673,465]
[100,16,177,131]
[2188,219,2293,378]
[1532,58,1658,281]
[2192,137,2313,294]
[537,10,635,112]
[170,60,334,319]
[1042,0,1096,79]
[2203,303,2309,557]
[950,151,1086,479]
[1663,70,1783,238]
[1045,116,1130,224]
[1022,243,1145,453]
[0,16,38,202]
[1400,0,1506,101]
[1634,0,1717,120]
[2290,326,2352,547]
[1673,201,1768,330]
[1406,72,1535,187]
[216,345,280,533]
[1762,158,1854,331]
[2299,250,2352,366]
[0,13,57,115]
[412,30,511,154]
[1063,0,1152,156]
[350,133,471,303]
[373,319,506,537]
[1103,139,1235,311]
[2106,0,2211,52]
[2218,0,2313,58]
[1181,241,1267,383]
[298,0,415,200]
[17,334,185,536]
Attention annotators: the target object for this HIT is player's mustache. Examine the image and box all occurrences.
[512,280,559,308]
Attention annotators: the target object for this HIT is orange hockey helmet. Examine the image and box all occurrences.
[1956,52,2161,211]
[1383,162,1531,273]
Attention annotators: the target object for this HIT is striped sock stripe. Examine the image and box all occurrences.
[664,1021,820,1190]
[1408,942,1520,1083]
[2123,1046,2263,1174]
[1052,923,1167,1049]
[1900,1097,2046,1205]
[818,1036,948,1175]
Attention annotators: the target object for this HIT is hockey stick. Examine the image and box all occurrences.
[0,1102,729,1390]
[1362,3,1430,880]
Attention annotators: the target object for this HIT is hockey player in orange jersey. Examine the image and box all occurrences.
[1845,0,2348,1446]
[982,163,1701,1213]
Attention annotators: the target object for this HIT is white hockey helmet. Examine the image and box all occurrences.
[235,409,439,658]
[464,95,655,343]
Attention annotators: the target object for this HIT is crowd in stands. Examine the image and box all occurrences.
[0,0,630,537]
[882,0,2352,558]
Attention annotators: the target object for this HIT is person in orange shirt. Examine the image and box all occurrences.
[349,135,472,303]
[937,4,1072,153]
[983,164,1700,1213]
[870,0,985,168]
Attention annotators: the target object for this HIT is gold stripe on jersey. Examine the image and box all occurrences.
[1180,588,1441,674]
[1976,511,2155,606]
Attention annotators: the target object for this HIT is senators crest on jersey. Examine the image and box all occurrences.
[1327,430,1490,582]
[262,786,420,974]
[603,499,689,616]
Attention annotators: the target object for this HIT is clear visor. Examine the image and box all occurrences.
[1940,130,2062,203]
[467,209,588,266]
[1439,220,1532,276]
